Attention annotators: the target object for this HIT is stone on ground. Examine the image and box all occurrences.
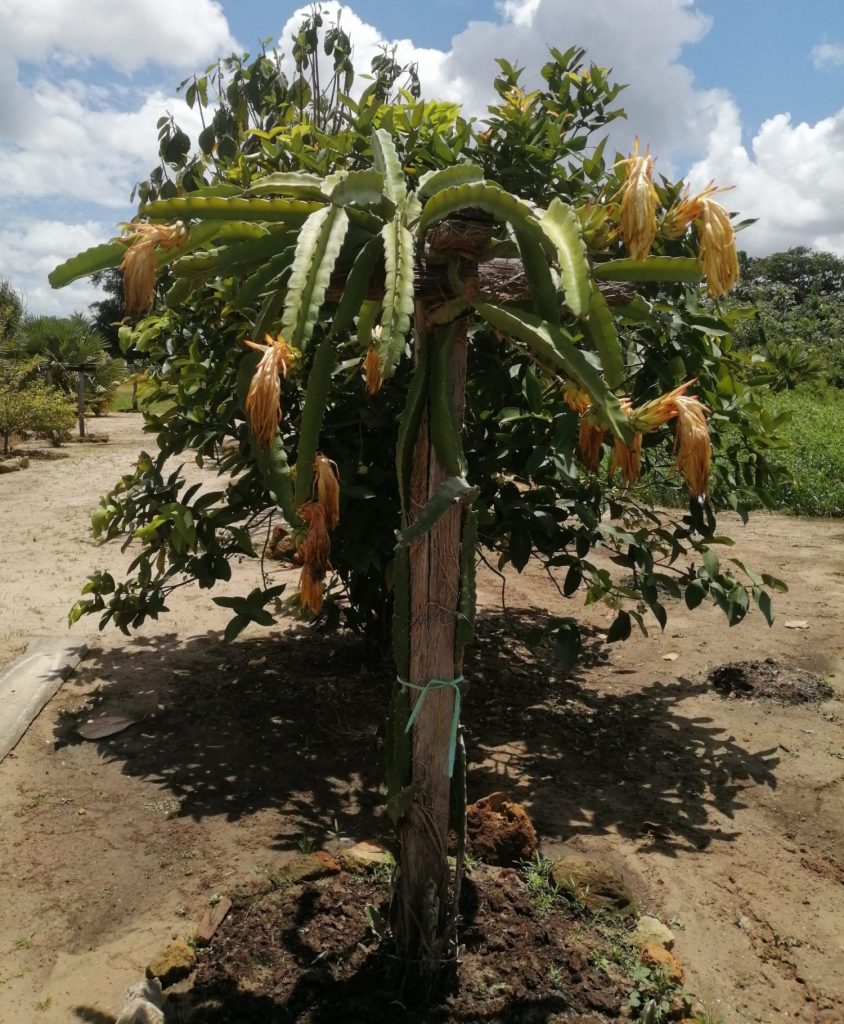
[195,896,232,946]
[466,792,538,866]
[146,938,196,988]
[342,841,395,873]
[549,855,635,913]
[641,944,684,983]
[270,850,341,886]
[630,914,675,950]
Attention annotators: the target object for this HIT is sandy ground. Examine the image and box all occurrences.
[0,414,841,1023]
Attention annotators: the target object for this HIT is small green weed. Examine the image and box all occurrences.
[297,836,316,855]
[15,930,35,950]
[627,962,681,1023]
[522,854,558,918]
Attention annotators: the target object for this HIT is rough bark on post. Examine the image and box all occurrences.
[395,309,469,968]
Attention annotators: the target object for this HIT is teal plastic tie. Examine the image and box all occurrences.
[399,674,464,777]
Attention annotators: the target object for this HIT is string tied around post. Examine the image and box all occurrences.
[398,674,464,777]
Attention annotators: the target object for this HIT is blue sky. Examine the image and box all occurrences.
[1,0,842,315]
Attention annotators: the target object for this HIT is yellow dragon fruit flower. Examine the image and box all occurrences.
[313,452,340,530]
[242,333,297,450]
[629,380,695,432]
[563,381,592,415]
[119,221,186,316]
[674,395,712,497]
[578,409,606,471]
[611,431,643,484]
[617,138,658,260]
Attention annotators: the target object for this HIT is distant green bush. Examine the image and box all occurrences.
[0,357,76,453]
[760,387,844,516]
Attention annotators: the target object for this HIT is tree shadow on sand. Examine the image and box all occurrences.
[54,609,779,855]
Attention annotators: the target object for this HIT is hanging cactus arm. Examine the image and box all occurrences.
[585,282,626,390]
[371,128,408,210]
[540,198,592,319]
[330,236,384,336]
[281,205,351,350]
[417,163,485,200]
[139,195,325,224]
[379,218,416,379]
[592,256,703,282]
[293,336,338,509]
[429,323,467,478]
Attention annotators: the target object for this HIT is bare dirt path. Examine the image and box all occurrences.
[0,414,841,1023]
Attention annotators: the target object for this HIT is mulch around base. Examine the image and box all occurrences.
[185,866,629,1023]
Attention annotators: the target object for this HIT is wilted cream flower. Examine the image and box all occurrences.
[578,409,606,471]
[674,395,712,497]
[119,221,186,316]
[313,452,340,530]
[617,138,658,260]
[563,381,592,415]
[610,431,643,484]
[297,500,331,615]
[697,196,740,297]
[242,333,297,450]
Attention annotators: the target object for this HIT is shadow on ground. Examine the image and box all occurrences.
[55,610,779,854]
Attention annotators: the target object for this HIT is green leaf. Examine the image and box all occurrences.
[281,205,350,349]
[379,218,415,379]
[473,300,632,442]
[417,162,484,200]
[701,548,720,576]
[397,476,478,548]
[685,578,708,610]
[584,283,625,390]
[371,128,406,209]
[540,198,591,319]
[607,610,631,642]
[592,257,703,283]
[293,335,338,509]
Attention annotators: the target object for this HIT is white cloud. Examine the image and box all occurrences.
[811,42,844,69]
[689,102,844,256]
[0,219,108,314]
[0,0,237,73]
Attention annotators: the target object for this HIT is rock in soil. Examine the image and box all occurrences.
[708,657,833,704]
[641,944,684,983]
[466,791,538,866]
[270,851,341,886]
[341,841,395,873]
[0,458,22,473]
[630,915,675,950]
[550,854,636,914]
[146,938,196,988]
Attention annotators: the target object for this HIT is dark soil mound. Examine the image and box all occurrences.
[187,866,628,1023]
[708,658,834,705]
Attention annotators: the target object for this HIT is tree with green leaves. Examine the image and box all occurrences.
[6,313,126,431]
[52,13,786,976]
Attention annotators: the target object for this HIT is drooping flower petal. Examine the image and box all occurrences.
[298,562,325,615]
[119,221,187,316]
[242,333,296,450]
[674,395,712,497]
[610,431,643,484]
[563,381,592,415]
[363,347,383,395]
[578,410,606,471]
[296,500,331,616]
[618,139,658,260]
[313,452,340,529]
